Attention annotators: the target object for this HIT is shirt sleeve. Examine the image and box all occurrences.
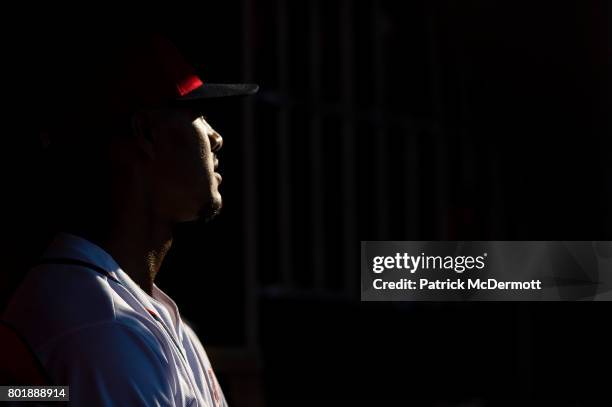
[40,321,176,407]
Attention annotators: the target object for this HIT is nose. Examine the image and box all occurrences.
[209,129,223,153]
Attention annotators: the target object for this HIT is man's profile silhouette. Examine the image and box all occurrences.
[2,32,257,406]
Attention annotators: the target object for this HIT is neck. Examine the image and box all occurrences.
[103,220,174,296]
[77,177,175,296]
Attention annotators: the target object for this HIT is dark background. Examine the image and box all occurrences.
[2,0,610,406]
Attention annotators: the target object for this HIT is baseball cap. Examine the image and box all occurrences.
[38,32,258,133]
[111,33,259,107]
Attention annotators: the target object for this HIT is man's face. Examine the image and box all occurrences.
[147,107,224,223]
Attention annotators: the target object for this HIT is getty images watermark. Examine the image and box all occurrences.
[371,252,541,291]
[361,241,612,301]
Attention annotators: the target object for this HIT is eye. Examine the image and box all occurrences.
[188,107,207,121]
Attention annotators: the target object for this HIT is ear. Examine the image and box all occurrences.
[131,111,156,160]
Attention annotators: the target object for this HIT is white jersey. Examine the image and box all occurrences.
[2,233,227,407]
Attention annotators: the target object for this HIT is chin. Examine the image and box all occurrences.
[197,195,223,223]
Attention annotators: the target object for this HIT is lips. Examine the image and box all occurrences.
[213,155,221,183]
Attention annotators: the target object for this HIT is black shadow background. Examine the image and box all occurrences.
[2,1,610,406]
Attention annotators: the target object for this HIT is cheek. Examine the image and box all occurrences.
[174,146,216,206]
[161,125,212,177]
[187,137,214,181]
[151,120,217,209]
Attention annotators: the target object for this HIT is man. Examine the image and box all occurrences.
[2,32,257,406]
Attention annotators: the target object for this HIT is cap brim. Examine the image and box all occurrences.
[176,83,259,101]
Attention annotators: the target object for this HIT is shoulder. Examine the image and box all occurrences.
[2,263,119,350]
[42,320,175,406]
[3,264,178,406]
